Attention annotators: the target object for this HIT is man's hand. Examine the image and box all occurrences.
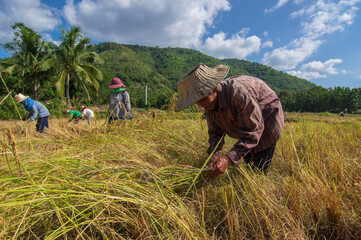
[205,156,232,178]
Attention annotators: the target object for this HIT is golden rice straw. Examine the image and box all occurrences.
[0,90,12,105]
[4,128,22,174]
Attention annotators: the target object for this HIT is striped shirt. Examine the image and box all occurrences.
[206,75,284,164]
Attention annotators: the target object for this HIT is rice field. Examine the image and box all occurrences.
[0,111,360,239]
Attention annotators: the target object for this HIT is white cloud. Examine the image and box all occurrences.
[293,0,304,4]
[63,0,231,48]
[0,0,61,43]
[262,40,273,48]
[340,0,361,6]
[265,0,290,13]
[287,58,345,79]
[63,0,78,25]
[263,0,360,71]
[297,0,360,38]
[41,33,61,46]
[357,75,361,80]
[262,37,322,70]
[287,70,327,79]
[300,59,343,74]
[201,31,261,59]
[341,70,348,74]
[265,0,304,13]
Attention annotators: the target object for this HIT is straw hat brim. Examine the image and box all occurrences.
[175,63,229,112]
[14,94,29,103]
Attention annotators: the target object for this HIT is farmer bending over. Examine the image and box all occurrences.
[175,63,284,178]
[66,110,82,123]
[80,106,94,124]
[15,93,50,133]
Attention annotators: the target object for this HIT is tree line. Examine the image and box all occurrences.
[279,86,361,113]
[0,22,103,108]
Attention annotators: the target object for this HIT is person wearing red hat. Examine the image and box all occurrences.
[107,77,132,123]
[80,106,94,125]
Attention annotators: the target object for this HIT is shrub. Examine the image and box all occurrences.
[318,112,335,117]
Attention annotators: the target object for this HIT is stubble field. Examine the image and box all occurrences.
[0,112,360,239]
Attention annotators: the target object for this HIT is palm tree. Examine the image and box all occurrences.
[55,26,103,107]
[1,22,54,99]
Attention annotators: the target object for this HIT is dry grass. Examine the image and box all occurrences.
[0,112,361,239]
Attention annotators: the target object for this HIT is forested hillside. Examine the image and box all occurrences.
[87,42,315,105]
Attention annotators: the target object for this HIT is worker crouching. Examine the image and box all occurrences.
[175,63,284,178]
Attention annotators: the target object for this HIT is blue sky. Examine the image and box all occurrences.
[1,0,360,88]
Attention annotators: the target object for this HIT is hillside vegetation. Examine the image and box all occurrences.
[88,42,315,105]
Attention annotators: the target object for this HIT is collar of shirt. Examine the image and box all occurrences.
[211,82,228,112]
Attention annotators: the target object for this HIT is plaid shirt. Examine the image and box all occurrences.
[206,75,284,164]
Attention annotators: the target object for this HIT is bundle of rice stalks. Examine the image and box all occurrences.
[154,165,208,194]
[0,166,205,239]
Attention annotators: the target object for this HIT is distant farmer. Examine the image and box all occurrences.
[66,110,82,124]
[107,77,132,124]
[80,106,94,125]
[15,93,50,133]
[340,112,345,118]
[175,63,284,178]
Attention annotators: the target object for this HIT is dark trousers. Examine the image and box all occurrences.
[244,144,276,174]
[36,116,49,133]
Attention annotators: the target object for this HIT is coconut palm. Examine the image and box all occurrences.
[55,26,103,107]
[1,22,55,98]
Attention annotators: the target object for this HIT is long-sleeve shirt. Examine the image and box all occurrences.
[68,110,82,122]
[206,75,284,164]
[26,101,50,122]
[108,91,131,118]
[81,109,94,118]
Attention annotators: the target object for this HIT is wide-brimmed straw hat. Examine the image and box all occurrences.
[108,78,126,89]
[175,63,229,112]
[14,93,29,103]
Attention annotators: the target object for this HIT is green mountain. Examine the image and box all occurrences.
[88,42,316,106]
[1,42,316,108]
